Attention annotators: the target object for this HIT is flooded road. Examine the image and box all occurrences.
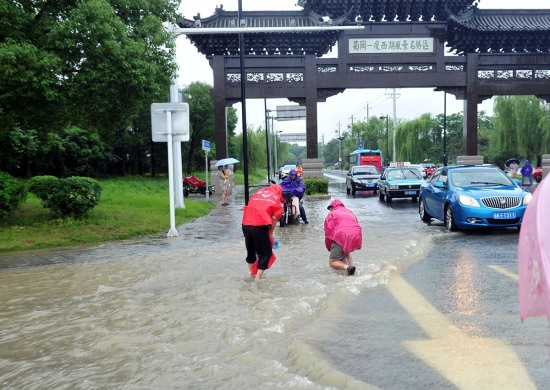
[1,171,548,389]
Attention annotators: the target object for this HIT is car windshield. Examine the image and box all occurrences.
[450,169,513,187]
[387,168,422,180]
[354,167,379,175]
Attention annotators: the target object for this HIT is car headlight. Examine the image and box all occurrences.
[523,193,533,205]
[459,195,480,207]
[389,185,399,190]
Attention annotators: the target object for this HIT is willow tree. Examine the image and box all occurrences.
[396,113,434,162]
[492,96,549,162]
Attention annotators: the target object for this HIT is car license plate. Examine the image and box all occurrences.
[365,183,374,187]
[493,211,516,219]
[404,190,416,195]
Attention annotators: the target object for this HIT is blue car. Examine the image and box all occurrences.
[378,166,425,203]
[419,165,532,231]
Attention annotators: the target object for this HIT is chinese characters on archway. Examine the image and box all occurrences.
[349,38,434,54]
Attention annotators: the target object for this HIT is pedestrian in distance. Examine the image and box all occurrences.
[217,164,230,205]
[509,159,519,179]
[324,199,362,276]
[520,159,533,187]
[242,184,286,281]
[280,169,309,224]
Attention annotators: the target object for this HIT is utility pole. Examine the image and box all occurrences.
[386,88,400,161]
[348,115,361,141]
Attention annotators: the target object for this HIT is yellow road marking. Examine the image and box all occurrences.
[387,275,535,390]
[489,265,519,281]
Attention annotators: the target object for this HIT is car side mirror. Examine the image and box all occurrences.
[433,181,446,189]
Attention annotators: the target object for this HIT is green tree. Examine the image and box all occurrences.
[491,96,549,165]
[0,0,180,176]
[40,126,106,177]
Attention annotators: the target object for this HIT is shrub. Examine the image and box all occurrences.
[304,178,329,195]
[27,175,58,200]
[0,171,27,218]
[29,176,102,219]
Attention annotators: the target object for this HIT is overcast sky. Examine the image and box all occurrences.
[176,1,550,143]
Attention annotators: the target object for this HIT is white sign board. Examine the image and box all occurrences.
[151,102,190,142]
[349,37,434,54]
[202,139,211,152]
[276,105,306,121]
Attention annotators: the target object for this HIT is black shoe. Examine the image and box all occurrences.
[303,220,309,224]
[347,266,356,276]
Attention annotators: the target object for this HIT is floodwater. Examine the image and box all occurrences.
[0,172,535,389]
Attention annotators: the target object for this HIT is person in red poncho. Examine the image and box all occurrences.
[242,184,285,281]
[324,199,362,276]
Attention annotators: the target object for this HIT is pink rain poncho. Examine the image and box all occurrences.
[518,175,550,321]
[324,199,362,254]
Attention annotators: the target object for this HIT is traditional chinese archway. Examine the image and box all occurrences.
[178,1,550,171]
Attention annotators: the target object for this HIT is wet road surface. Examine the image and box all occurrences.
[0,171,548,389]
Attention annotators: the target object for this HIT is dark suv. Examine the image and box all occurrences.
[346,165,380,194]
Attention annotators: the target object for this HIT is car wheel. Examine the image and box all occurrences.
[419,198,432,222]
[351,184,356,195]
[535,176,542,183]
[445,204,458,231]
[411,196,417,203]
[379,190,384,200]
[346,185,350,194]
[385,192,392,204]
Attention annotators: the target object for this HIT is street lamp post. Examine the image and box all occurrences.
[443,92,447,165]
[380,115,389,166]
[265,106,272,181]
[274,130,282,178]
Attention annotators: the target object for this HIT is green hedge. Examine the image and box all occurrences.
[28,176,102,219]
[0,171,27,218]
[27,175,58,200]
[304,178,329,195]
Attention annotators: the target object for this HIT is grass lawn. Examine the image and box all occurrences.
[0,176,213,254]
[0,170,268,254]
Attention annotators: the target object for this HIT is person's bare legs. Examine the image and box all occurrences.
[329,254,355,275]
[254,269,264,281]
[291,196,300,219]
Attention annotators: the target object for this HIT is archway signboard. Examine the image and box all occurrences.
[178,1,550,167]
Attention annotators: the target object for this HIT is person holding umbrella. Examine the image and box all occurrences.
[217,165,230,205]
[215,158,239,205]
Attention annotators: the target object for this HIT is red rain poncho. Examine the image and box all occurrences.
[242,184,284,226]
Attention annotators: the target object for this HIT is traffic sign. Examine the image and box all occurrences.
[358,141,364,149]
[151,102,190,142]
[202,140,211,152]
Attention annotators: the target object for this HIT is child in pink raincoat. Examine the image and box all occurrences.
[324,199,362,275]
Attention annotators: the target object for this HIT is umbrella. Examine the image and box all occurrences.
[215,158,240,167]
[518,175,550,321]
[505,158,520,168]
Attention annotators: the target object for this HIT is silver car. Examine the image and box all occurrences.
[279,164,297,180]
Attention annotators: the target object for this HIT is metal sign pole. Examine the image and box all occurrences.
[166,110,179,237]
[205,151,209,201]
